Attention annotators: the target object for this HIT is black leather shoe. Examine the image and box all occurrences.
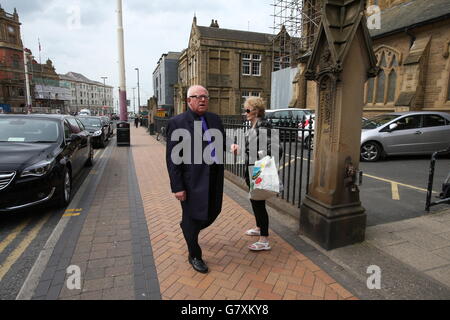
[188,256,209,274]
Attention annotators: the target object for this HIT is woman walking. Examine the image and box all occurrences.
[231,97,281,251]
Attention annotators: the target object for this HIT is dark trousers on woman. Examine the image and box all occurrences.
[246,167,270,238]
[250,200,269,237]
[180,164,221,259]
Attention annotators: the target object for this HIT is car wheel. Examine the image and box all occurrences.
[56,167,72,208]
[361,142,382,162]
[85,146,94,167]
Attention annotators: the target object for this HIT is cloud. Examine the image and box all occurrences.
[3,0,274,105]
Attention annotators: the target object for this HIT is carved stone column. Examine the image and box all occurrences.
[299,0,378,250]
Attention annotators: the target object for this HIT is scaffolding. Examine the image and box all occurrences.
[271,0,322,71]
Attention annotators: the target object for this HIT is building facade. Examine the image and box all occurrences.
[0,7,27,113]
[60,72,114,115]
[298,0,450,117]
[153,52,181,117]
[31,58,70,114]
[173,17,275,115]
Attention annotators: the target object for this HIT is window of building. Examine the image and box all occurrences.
[366,47,400,105]
[423,115,448,127]
[242,54,261,76]
[448,71,450,101]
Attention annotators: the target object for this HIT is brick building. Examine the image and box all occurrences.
[153,52,181,117]
[0,7,27,113]
[173,17,275,115]
[60,72,114,116]
[32,58,70,114]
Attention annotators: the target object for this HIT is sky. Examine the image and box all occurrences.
[2,0,275,109]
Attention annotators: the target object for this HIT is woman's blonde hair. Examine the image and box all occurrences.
[245,96,266,118]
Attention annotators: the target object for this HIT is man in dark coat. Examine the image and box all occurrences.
[166,85,225,273]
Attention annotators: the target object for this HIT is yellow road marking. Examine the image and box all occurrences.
[63,208,82,217]
[0,214,51,282]
[391,183,400,200]
[0,219,32,254]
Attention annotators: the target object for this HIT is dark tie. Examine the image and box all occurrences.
[200,116,217,163]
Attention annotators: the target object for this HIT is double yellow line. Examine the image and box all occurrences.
[280,156,437,201]
[0,214,51,282]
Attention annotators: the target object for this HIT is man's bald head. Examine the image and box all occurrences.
[187,85,209,116]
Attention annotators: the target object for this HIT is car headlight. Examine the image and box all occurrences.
[93,130,102,137]
[21,159,55,178]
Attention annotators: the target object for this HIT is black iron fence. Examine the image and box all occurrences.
[154,114,315,209]
[154,116,170,140]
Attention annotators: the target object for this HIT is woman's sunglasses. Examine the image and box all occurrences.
[245,109,255,114]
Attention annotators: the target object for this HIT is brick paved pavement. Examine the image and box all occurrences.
[31,135,159,300]
[131,126,357,300]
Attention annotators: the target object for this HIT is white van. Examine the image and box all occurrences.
[79,109,91,116]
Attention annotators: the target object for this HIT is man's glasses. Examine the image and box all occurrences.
[189,95,209,100]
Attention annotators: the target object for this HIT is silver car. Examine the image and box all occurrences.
[361,112,450,162]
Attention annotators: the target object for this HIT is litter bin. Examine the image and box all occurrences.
[149,123,155,135]
[116,121,130,146]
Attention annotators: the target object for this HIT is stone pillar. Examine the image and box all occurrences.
[300,0,378,250]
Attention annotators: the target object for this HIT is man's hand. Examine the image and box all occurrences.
[175,191,187,202]
[230,144,240,155]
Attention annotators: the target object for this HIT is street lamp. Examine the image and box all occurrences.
[134,68,140,116]
[101,76,108,116]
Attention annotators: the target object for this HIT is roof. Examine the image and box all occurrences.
[370,0,450,38]
[0,114,70,120]
[197,26,273,44]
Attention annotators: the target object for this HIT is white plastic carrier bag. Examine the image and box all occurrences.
[248,156,282,201]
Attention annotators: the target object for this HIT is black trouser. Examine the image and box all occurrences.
[180,164,220,259]
[250,200,269,237]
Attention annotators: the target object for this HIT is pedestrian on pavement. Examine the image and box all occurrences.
[166,85,225,274]
[231,97,281,252]
[134,115,139,128]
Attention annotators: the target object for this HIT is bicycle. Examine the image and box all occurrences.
[156,126,166,142]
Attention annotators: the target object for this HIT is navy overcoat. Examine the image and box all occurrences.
[166,108,225,221]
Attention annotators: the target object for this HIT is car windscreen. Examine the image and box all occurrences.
[362,115,399,130]
[0,118,59,143]
[78,117,102,127]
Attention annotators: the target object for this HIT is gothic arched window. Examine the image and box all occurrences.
[365,47,400,105]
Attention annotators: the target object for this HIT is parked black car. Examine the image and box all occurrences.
[77,116,109,148]
[0,114,93,212]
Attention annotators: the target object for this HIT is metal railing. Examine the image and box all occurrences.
[223,115,314,208]
[154,114,314,208]
[426,146,450,212]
